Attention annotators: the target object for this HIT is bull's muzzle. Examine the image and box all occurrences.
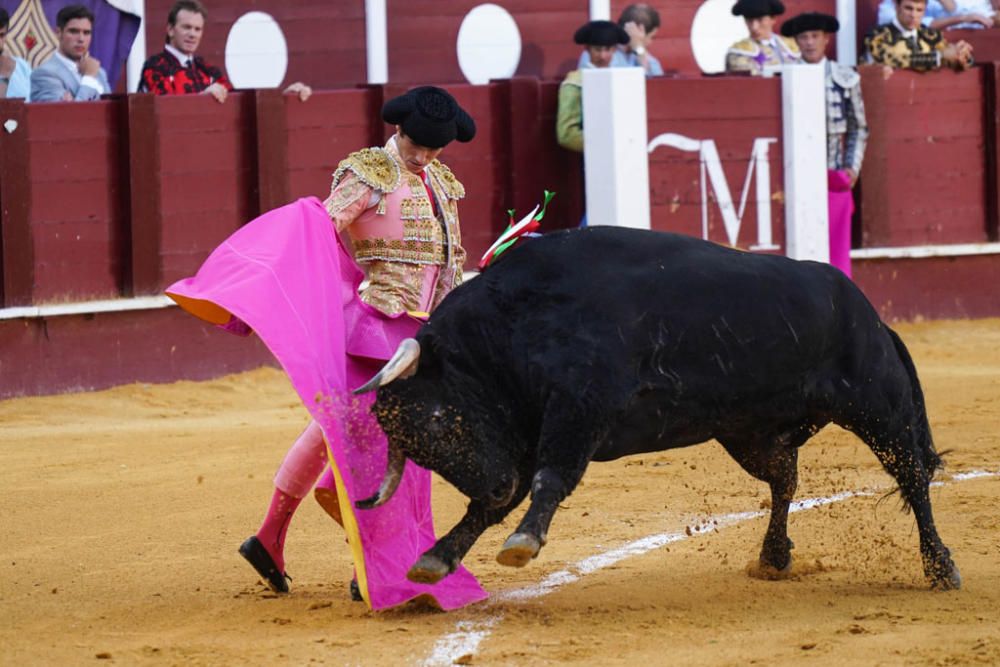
[353,338,421,394]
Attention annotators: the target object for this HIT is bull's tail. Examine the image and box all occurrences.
[886,326,942,479]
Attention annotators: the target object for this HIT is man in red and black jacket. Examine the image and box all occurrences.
[139,0,311,104]
[138,0,232,102]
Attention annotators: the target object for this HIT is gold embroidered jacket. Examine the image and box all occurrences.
[725,36,801,76]
[864,23,946,71]
[322,138,467,317]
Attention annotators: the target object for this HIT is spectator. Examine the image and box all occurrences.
[29,5,110,102]
[578,4,665,77]
[865,0,974,73]
[726,0,801,76]
[139,0,311,103]
[877,0,995,30]
[1,8,32,100]
[557,20,630,152]
[782,12,868,277]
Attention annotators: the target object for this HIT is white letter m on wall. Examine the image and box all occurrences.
[648,133,779,250]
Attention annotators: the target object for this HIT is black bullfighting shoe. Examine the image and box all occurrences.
[349,578,363,602]
[239,536,291,594]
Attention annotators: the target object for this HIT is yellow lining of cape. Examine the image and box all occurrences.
[165,293,233,325]
[323,442,372,609]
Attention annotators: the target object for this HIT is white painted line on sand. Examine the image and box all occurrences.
[420,469,998,667]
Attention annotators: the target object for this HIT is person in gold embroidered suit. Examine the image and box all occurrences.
[238,86,476,598]
[864,0,974,74]
[725,0,801,76]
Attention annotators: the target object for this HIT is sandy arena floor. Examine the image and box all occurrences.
[1,318,999,666]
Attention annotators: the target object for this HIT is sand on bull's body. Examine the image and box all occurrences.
[1,318,998,665]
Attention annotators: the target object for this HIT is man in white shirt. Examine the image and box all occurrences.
[30,4,110,103]
[1,8,33,101]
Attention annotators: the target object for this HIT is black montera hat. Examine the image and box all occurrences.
[732,0,786,18]
[780,12,840,36]
[382,86,476,149]
[573,20,630,47]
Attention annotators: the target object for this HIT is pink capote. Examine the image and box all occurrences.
[165,197,487,611]
[828,169,854,279]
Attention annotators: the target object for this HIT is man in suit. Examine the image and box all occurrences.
[30,4,110,102]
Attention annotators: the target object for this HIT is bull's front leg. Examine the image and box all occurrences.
[496,465,584,567]
[407,482,530,584]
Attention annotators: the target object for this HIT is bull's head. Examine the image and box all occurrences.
[354,337,519,510]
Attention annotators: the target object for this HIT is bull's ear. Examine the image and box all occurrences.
[353,338,421,394]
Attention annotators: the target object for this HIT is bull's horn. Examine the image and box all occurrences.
[355,444,406,510]
[353,338,421,395]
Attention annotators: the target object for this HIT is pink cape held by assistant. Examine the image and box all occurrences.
[165,197,487,611]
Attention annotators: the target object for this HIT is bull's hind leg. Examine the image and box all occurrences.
[719,427,812,575]
[850,420,961,590]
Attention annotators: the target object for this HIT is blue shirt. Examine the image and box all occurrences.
[3,57,32,101]
[577,47,664,77]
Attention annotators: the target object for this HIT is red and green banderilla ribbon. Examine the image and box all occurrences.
[478,190,556,270]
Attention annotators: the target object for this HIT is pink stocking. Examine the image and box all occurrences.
[257,421,329,569]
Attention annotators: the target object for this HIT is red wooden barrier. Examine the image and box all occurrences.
[858,66,988,247]
[0,99,129,306]
[128,92,258,295]
[646,76,785,251]
[256,87,383,213]
[950,29,1000,64]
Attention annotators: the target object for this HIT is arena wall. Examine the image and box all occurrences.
[1,71,998,398]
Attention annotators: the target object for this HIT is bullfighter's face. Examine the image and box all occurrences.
[895,0,927,31]
[586,45,617,68]
[794,29,830,64]
[745,16,775,42]
[374,383,519,508]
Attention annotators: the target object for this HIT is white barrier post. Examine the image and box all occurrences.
[582,67,650,229]
[781,63,828,262]
[365,0,388,84]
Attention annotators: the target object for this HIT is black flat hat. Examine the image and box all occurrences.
[780,12,840,36]
[382,86,476,149]
[732,0,786,18]
[573,20,630,47]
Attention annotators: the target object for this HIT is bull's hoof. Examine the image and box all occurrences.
[496,532,541,568]
[929,563,962,591]
[745,557,794,581]
[407,554,450,585]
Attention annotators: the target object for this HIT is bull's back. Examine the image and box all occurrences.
[437,227,887,434]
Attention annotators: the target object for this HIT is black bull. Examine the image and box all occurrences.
[355,227,961,590]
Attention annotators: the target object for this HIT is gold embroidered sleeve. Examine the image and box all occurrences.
[323,172,376,232]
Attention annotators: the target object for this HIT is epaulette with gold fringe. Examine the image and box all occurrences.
[428,160,466,200]
[332,147,402,194]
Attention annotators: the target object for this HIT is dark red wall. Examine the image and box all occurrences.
[128,92,258,294]
[0,307,274,399]
[858,67,989,247]
[0,100,129,306]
